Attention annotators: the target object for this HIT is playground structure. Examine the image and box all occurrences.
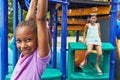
[0,0,120,80]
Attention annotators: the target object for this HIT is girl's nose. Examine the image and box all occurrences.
[21,42,27,49]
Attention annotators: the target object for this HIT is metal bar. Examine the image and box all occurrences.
[52,9,58,68]
[13,0,18,68]
[0,0,8,80]
[48,0,67,4]
[49,9,54,65]
[60,0,68,79]
[76,31,79,42]
[24,0,67,11]
[25,0,30,9]
[50,9,54,35]
[110,0,118,80]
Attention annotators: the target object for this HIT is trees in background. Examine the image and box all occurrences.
[8,0,27,33]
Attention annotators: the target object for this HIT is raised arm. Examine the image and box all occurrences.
[25,0,37,20]
[98,23,101,38]
[37,0,50,57]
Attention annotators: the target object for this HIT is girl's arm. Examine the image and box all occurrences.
[82,24,88,43]
[37,0,50,58]
[25,0,37,20]
[98,23,101,38]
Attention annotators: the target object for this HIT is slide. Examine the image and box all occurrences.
[116,20,120,59]
[75,50,86,67]
[116,39,120,59]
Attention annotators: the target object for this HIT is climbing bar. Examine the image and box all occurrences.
[48,0,68,4]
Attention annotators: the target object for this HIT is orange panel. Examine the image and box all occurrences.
[93,0,109,2]
[58,5,111,17]
[57,25,84,31]
[59,15,110,25]
[60,18,87,25]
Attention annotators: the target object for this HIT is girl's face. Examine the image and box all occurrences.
[90,16,97,24]
[16,26,37,57]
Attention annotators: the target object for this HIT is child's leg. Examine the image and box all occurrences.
[80,44,93,66]
[95,45,102,74]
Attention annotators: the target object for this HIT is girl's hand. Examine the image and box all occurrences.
[81,40,85,44]
[79,39,85,44]
[82,40,84,43]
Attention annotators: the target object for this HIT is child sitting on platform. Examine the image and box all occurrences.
[79,14,103,75]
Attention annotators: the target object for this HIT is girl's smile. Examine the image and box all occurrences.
[16,26,37,57]
[90,16,97,24]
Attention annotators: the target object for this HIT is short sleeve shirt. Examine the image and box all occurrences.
[11,48,51,80]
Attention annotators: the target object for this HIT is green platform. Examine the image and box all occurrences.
[68,42,114,80]
[6,68,62,80]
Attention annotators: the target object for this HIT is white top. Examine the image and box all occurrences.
[85,23,101,46]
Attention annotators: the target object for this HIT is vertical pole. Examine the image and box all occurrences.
[0,36,2,79]
[13,0,18,68]
[118,0,120,11]
[60,0,68,80]
[110,0,117,80]
[0,0,8,80]
[50,9,54,35]
[76,31,79,42]
[25,0,30,9]
[52,9,58,68]
[0,35,2,79]
[49,9,54,65]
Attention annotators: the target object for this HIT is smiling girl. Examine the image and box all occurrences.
[11,0,51,80]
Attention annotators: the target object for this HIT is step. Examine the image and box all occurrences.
[6,68,62,80]
[70,72,109,80]
[41,69,62,80]
[71,64,109,80]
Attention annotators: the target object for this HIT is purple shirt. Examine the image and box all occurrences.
[11,48,51,80]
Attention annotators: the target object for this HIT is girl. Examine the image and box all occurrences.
[11,0,51,80]
[79,14,103,75]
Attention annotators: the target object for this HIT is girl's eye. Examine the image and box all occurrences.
[26,39,31,42]
[16,39,21,43]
